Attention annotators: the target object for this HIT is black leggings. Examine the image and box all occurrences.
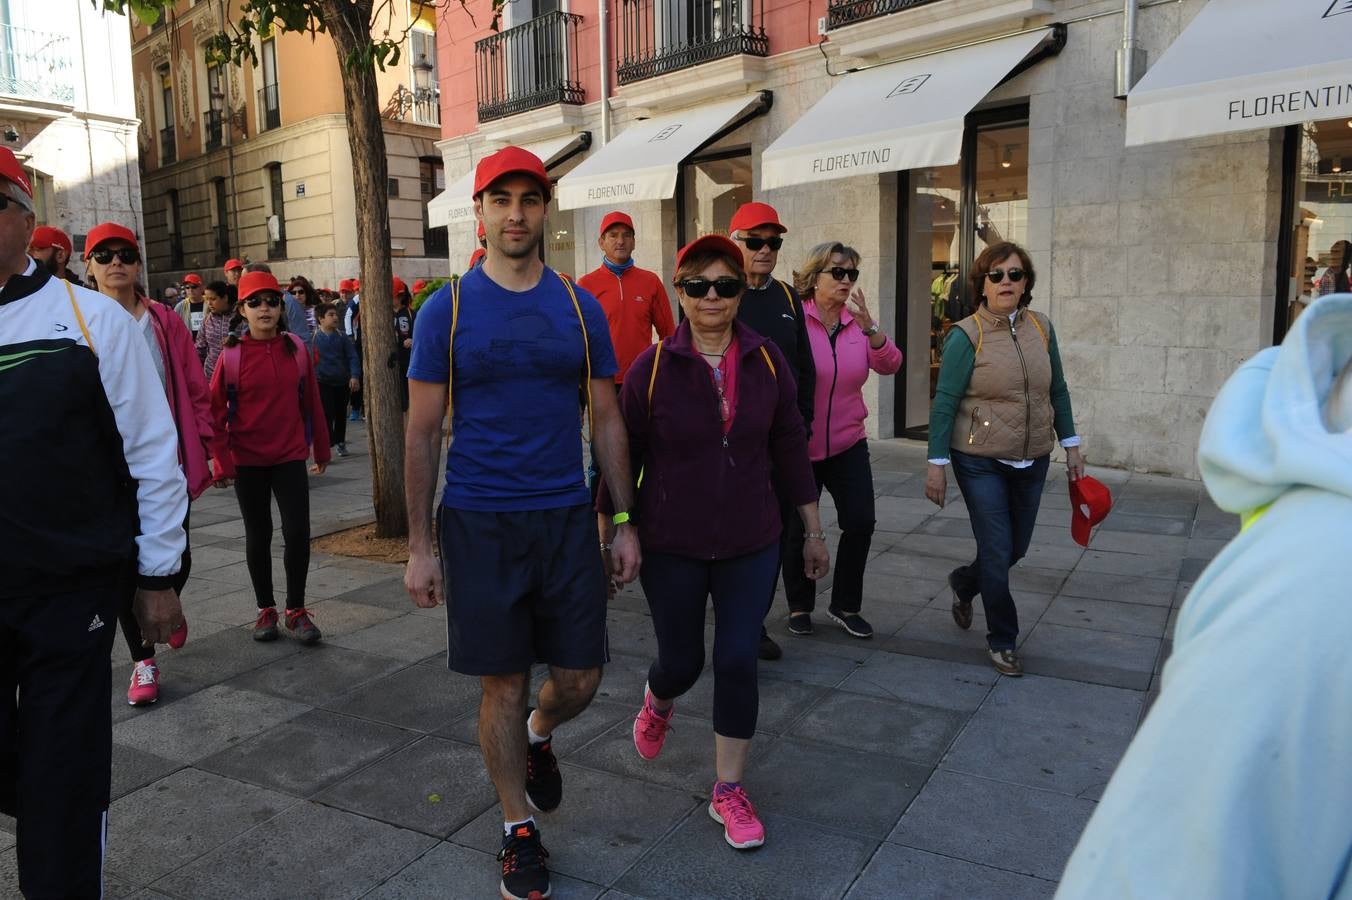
[234,460,311,610]
[783,439,876,614]
[119,507,191,663]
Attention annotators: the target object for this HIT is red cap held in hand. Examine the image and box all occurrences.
[1069,475,1112,547]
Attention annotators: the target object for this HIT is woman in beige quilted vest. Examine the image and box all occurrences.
[923,242,1084,677]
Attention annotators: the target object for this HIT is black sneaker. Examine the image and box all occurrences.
[787,613,813,636]
[827,607,874,639]
[524,709,562,813]
[499,820,551,900]
[758,627,782,661]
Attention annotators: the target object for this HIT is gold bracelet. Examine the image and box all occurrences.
[804,531,827,541]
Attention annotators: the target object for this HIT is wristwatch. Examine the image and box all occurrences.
[862,324,880,337]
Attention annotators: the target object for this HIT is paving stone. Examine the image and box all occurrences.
[198,708,419,797]
[177,587,268,627]
[1086,530,1188,557]
[111,743,182,801]
[1073,549,1185,580]
[897,532,979,562]
[615,808,875,900]
[110,669,212,725]
[1098,511,1192,536]
[106,769,295,885]
[1020,623,1161,691]
[789,692,965,766]
[1040,595,1170,638]
[1059,570,1178,607]
[846,844,1056,900]
[570,714,773,794]
[439,696,633,750]
[150,624,305,687]
[837,652,997,712]
[366,841,605,899]
[979,674,1145,738]
[751,738,928,837]
[1185,536,1229,559]
[317,735,497,837]
[1007,566,1071,595]
[889,770,1095,881]
[452,765,699,886]
[225,645,407,706]
[155,801,436,899]
[327,612,448,662]
[188,544,249,572]
[113,684,311,764]
[755,643,872,687]
[1109,497,1198,518]
[324,662,483,732]
[288,598,404,638]
[1179,556,1212,581]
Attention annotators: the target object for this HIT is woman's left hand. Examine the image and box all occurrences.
[846,288,874,333]
[1066,446,1085,481]
[803,538,831,581]
[311,461,328,476]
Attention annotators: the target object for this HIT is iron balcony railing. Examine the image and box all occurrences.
[258,83,281,131]
[0,25,75,105]
[160,126,176,165]
[826,0,941,30]
[616,0,766,86]
[204,109,224,150]
[389,85,441,126]
[475,11,584,123]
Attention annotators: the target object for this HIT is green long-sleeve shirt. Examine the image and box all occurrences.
[927,317,1077,460]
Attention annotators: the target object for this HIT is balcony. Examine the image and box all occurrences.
[475,11,584,124]
[160,126,176,165]
[616,0,766,86]
[387,85,441,126]
[258,83,280,131]
[826,0,942,30]
[204,109,223,151]
[0,25,75,106]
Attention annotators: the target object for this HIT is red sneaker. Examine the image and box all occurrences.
[127,659,159,706]
[253,607,279,642]
[708,783,765,849]
[284,607,322,645]
[633,684,674,761]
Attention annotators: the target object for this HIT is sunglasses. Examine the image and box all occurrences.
[677,277,744,299]
[0,194,30,213]
[90,248,140,265]
[825,267,860,282]
[245,296,282,308]
[986,268,1026,284]
[736,235,783,252]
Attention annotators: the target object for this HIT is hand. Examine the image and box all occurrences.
[846,287,874,333]
[133,587,184,648]
[803,538,830,581]
[925,463,947,507]
[310,461,328,475]
[600,549,618,601]
[402,338,412,349]
[405,550,444,608]
[1066,445,1085,481]
[213,476,233,489]
[609,524,641,585]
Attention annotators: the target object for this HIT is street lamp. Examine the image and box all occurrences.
[413,54,434,92]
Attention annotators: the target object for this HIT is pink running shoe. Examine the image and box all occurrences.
[708,783,765,849]
[127,659,160,706]
[633,685,673,760]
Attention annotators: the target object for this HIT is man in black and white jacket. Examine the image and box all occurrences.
[0,148,187,899]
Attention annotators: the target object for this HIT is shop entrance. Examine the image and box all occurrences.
[1278,118,1352,339]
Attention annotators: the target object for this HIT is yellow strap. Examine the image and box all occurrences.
[646,339,663,412]
[759,345,776,378]
[559,273,594,438]
[65,281,95,356]
[973,316,983,355]
[444,275,461,449]
[1240,503,1271,532]
[1025,310,1049,349]
[776,279,795,316]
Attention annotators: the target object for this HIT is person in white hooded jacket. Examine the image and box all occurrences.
[1055,293,1352,899]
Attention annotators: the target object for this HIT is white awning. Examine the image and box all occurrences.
[556,95,764,210]
[1126,0,1352,146]
[760,30,1048,190]
[426,132,588,228]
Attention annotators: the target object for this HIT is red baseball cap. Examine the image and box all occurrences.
[339,278,355,292]
[675,234,745,275]
[0,147,32,199]
[474,146,551,202]
[30,226,72,256]
[84,222,139,258]
[468,247,486,269]
[599,211,635,236]
[729,201,786,236]
[411,279,427,294]
[238,271,281,302]
[392,276,409,297]
[182,273,203,286]
[224,258,244,272]
[1069,475,1112,547]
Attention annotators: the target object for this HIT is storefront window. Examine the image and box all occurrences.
[1285,119,1352,330]
[545,194,575,276]
[679,150,752,244]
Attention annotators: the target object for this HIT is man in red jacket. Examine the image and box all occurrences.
[577,211,675,388]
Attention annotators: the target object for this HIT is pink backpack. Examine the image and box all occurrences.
[218,332,314,445]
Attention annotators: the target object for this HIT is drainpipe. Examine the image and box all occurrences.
[598,0,610,144]
[1114,0,1146,99]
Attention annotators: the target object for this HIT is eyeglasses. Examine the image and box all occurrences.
[0,194,30,214]
[89,248,140,265]
[245,296,282,308]
[986,267,1026,284]
[677,277,744,299]
[735,235,783,252]
[712,366,731,423]
[826,267,860,282]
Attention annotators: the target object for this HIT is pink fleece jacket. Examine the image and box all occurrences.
[145,300,214,499]
[804,299,902,462]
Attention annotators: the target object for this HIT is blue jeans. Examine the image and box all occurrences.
[949,450,1050,651]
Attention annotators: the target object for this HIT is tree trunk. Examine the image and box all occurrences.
[319,0,408,538]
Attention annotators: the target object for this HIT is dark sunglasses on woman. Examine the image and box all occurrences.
[986,268,1025,284]
[89,248,140,265]
[828,267,860,282]
[678,277,744,299]
[736,235,783,252]
[245,296,282,308]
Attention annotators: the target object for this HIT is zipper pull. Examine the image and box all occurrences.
[722,434,729,449]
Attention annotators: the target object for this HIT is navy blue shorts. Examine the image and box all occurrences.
[438,503,609,676]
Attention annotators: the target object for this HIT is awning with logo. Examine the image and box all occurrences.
[556,95,767,211]
[426,132,589,228]
[759,30,1049,190]
[1126,0,1352,146]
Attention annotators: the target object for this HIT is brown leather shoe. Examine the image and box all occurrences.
[988,648,1023,677]
[948,570,974,630]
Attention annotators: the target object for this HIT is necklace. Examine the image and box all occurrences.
[696,337,732,364]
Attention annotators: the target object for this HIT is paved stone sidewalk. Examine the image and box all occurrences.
[0,425,1237,899]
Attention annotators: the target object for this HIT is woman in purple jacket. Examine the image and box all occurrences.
[602,234,829,851]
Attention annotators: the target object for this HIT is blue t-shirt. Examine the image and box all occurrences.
[407,266,617,511]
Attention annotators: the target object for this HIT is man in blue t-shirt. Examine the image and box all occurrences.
[403,146,640,900]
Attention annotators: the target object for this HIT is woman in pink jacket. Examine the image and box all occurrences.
[782,242,901,639]
[84,222,212,706]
